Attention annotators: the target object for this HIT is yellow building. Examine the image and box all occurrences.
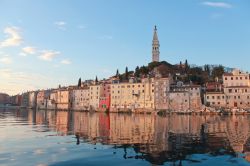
[89,84,102,110]
[110,78,155,112]
[56,89,70,110]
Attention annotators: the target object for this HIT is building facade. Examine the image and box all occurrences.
[89,84,102,111]
[56,89,71,110]
[110,78,155,112]
[168,83,202,111]
[205,69,250,109]
[154,77,173,110]
[99,82,111,111]
[72,87,90,110]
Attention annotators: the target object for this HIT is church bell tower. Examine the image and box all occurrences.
[152,25,160,62]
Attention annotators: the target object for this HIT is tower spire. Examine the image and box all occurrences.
[152,25,160,62]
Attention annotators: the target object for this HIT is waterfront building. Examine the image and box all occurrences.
[56,89,71,110]
[89,84,102,111]
[28,91,37,109]
[205,69,250,109]
[168,82,202,111]
[154,77,173,110]
[37,90,51,109]
[99,81,111,111]
[152,26,160,62]
[110,78,155,112]
[21,92,29,107]
[9,95,21,106]
[72,87,90,110]
[0,93,9,105]
[47,90,57,109]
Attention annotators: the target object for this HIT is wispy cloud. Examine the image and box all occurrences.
[0,55,12,64]
[39,50,60,61]
[98,35,113,40]
[202,1,232,8]
[60,59,71,65]
[22,46,36,55]
[0,26,22,47]
[54,21,67,30]
[77,25,87,29]
[0,68,52,95]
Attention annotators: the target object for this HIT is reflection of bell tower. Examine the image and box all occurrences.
[152,25,160,62]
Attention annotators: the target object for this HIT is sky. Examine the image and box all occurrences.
[0,0,250,95]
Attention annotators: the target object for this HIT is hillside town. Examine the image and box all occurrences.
[1,26,250,114]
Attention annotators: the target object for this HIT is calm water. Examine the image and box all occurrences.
[1,109,250,166]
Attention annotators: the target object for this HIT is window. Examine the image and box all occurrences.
[229,89,232,93]
[238,96,240,99]
[240,77,242,80]
[217,96,220,99]
[218,102,220,104]
[245,89,248,93]
[212,96,215,99]
[207,96,209,99]
[231,77,233,80]
[236,77,238,80]
[225,77,227,80]
[235,89,237,93]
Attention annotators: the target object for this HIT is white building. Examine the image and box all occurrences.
[205,69,250,109]
[72,87,90,110]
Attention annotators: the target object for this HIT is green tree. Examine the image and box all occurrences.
[184,59,189,73]
[134,66,140,77]
[78,78,81,87]
[125,66,129,80]
[212,65,225,80]
[204,64,210,76]
[116,69,119,77]
[139,66,149,76]
[95,76,98,83]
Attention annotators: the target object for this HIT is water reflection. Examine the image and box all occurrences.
[2,109,250,165]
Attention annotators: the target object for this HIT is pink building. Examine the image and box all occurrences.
[99,82,111,111]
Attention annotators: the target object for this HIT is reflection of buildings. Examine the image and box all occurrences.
[24,110,250,165]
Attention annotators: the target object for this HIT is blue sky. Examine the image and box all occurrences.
[0,0,249,95]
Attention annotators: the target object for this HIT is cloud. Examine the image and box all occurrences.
[77,25,86,29]
[39,50,60,61]
[54,21,66,30]
[0,55,12,64]
[0,26,23,47]
[19,52,27,57]
[202,1,232,8]
[0,68,51,95]
[60,59,71,65]
[98,35,113,40]
[22,46,36,54]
